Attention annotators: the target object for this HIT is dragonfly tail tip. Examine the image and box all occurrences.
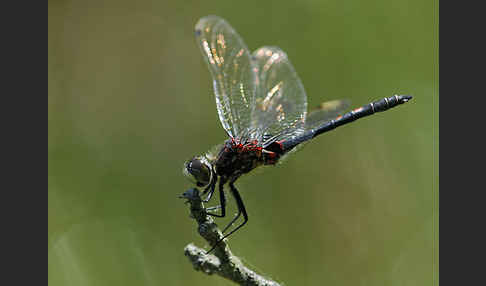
[398,95,413,103]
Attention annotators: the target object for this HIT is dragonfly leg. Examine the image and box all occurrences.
[202,182,215,203]
[202,171,217,202]
[224,181,248,235]
[206,181,248,253]
[221,185,243,234]
[205,205,221,212]
[204,179,226,218]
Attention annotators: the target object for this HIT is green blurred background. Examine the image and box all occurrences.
[48,0,437,285]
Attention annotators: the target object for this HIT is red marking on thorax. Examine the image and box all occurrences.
[229,138,263,154]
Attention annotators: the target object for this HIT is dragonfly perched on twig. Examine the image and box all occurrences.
[183,15,412,253]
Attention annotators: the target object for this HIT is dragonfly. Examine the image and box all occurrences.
[184,15,412,253]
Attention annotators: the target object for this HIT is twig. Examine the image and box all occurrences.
[180,188,281,286]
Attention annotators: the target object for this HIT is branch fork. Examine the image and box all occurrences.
[180,188,281,286]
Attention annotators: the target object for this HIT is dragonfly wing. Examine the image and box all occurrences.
[305,99,351,131]
[195,16,256,139]
[250,46,307,146]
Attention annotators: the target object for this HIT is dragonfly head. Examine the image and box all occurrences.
[183,156,212,188]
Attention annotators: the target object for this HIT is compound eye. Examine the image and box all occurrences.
[185,157,211,187]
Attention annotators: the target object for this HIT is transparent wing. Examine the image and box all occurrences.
[305,99,351,130]
[195,16,256,139]
[273,100,351,163]
[250,46,307,146]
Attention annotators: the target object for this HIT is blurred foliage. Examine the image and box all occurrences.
[48,0,437,285]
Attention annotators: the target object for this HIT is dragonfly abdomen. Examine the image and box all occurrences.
[314,94,412,136]
[281,95,413,152]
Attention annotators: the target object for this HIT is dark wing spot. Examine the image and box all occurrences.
[195,29,202,37]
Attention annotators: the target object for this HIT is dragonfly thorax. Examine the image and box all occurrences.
[214,138,279,179]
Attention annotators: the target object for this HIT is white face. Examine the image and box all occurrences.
[183,156,212,187]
